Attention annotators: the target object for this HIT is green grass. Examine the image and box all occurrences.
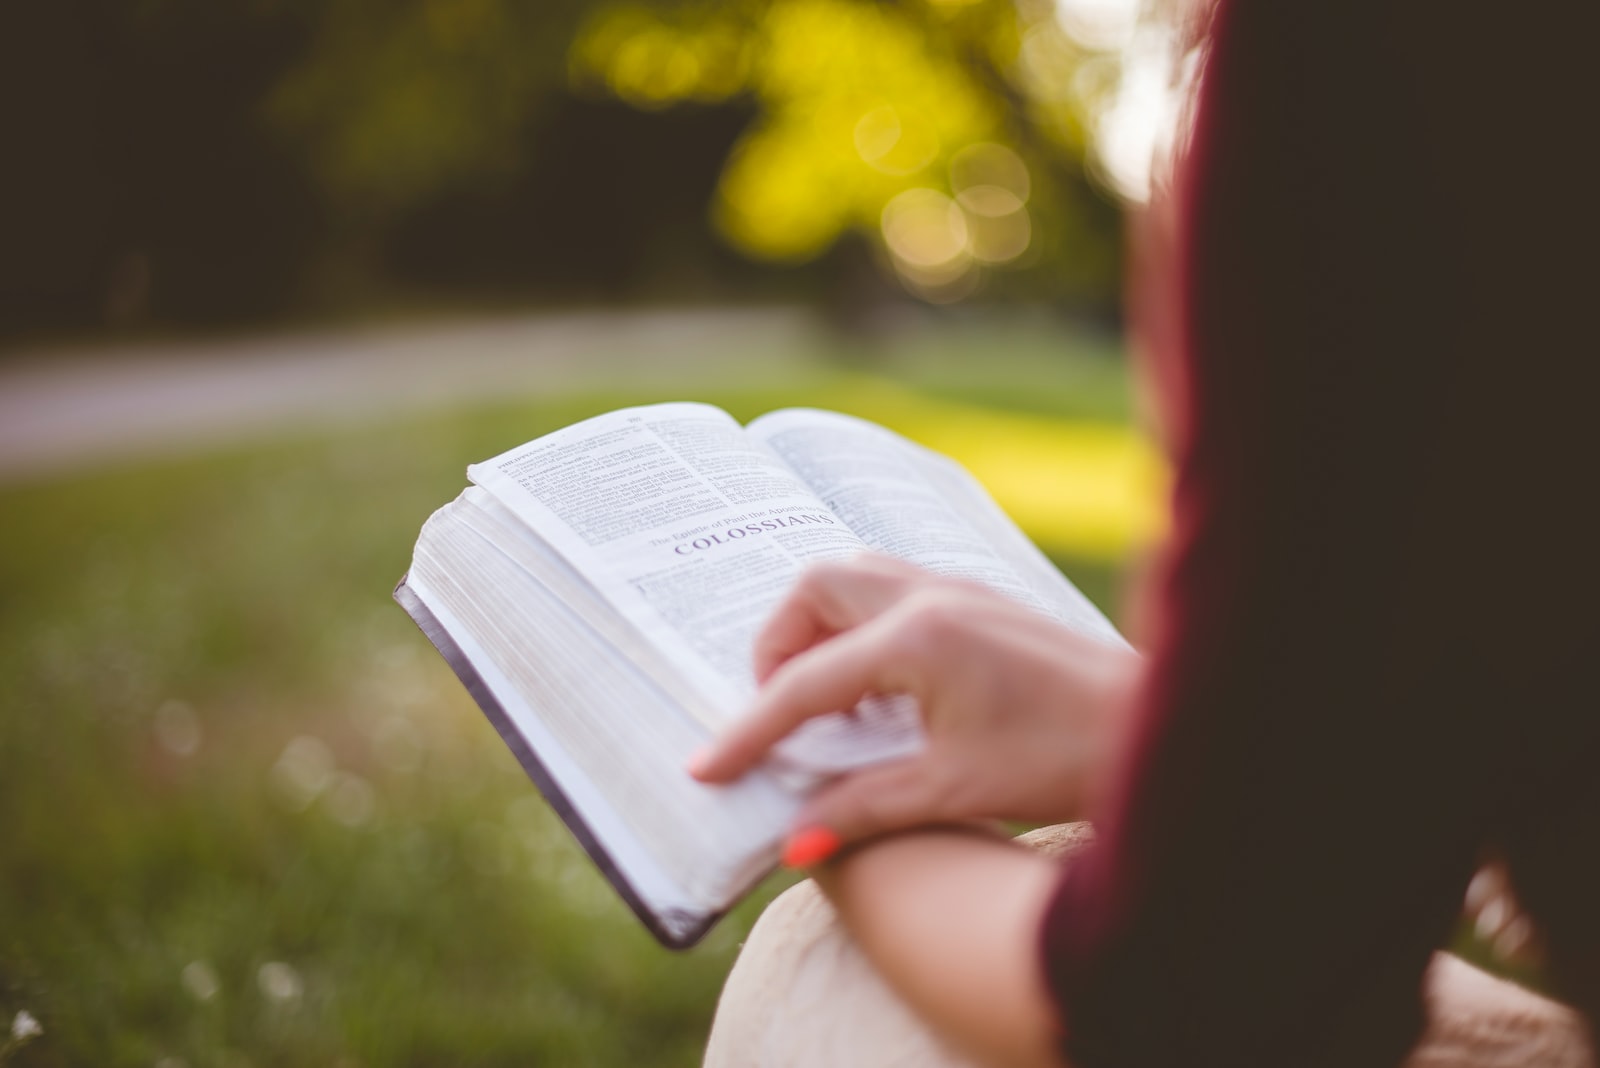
[0,353,1133,1068]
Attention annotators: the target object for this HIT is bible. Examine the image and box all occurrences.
[395,403,1124,948]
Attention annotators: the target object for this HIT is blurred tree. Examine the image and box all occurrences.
[1,0,321,333]
[563,0,1125,306]
[0,0,1131,338]
[379,96,765,303]
[270,0,594,213]
[273,0,1125,311]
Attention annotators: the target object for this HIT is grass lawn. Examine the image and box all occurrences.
[0,332,1154,1067]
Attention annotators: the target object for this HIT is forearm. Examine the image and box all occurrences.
[812,828,1068,1068]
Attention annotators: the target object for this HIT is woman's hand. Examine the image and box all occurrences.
[689,554,1140,857]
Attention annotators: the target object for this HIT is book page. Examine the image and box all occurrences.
[748,408,1126,647]
[451,487,728,733]
[466,403,923,768]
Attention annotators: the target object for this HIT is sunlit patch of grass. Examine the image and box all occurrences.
[922,412,1164,560]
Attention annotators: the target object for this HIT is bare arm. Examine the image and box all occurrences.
[810,827,1067,1068]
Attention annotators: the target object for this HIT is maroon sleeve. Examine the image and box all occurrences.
[1039,2,1600,1065]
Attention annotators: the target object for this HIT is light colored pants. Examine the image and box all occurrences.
[705,824,1593,1068]
[704,825,1086,1068]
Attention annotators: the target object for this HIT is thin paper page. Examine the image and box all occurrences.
[452,488,727,731]
[749,408,1124,645]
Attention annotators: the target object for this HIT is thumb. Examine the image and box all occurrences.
[781,759,948,866]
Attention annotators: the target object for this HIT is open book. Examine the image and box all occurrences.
[396,403,1124,948]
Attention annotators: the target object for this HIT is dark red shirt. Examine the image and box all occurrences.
[1040,2,1600,1064]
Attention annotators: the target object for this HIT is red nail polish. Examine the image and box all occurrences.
[781,826,842,868]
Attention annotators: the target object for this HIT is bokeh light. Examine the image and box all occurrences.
[881,188,979,300]
[1055,0,1141,53]
[951,142,1034,266]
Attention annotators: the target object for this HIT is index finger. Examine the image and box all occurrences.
[692,609,912,782]
[752,554,925,682]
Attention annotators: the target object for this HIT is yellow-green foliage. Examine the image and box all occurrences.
[568,0,1117,298]
[573,1,1008,262]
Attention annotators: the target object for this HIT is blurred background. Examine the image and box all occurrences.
[1,0,1197,336]
[0,0,1187,1064]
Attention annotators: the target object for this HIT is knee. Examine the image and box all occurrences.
[704,878,978,1067]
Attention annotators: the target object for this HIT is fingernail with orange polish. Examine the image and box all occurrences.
[781,826,842,868]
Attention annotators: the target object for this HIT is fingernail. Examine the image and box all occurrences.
[685,746,712,779]
[781,826,842,869]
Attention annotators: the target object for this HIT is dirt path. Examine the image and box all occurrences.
[0,307,821,483]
